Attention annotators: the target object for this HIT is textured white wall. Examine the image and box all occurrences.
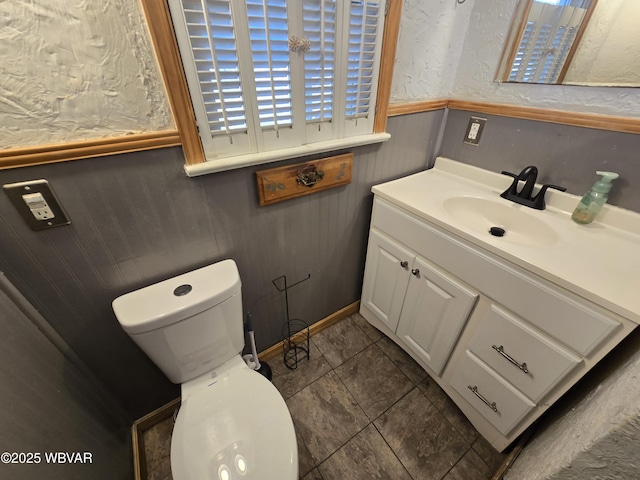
[391,0,640,118]
[390,0,474,101]
[504,334,640,480]
[0,0,173,149]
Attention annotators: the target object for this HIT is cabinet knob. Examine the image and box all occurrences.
[400,261,408,268]
[411,268,420,276]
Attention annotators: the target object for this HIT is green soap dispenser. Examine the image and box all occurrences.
[571,171,619,224]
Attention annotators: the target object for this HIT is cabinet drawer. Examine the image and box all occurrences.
[450,351,536,436]
[469,305,582,402]
[372,198,620,355]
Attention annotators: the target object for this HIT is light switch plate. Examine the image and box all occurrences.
[3,179,71,230]
[464,116,487,146]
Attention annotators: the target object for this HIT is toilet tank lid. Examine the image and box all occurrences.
[112,260,241,335]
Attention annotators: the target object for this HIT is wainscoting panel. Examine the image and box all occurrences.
[440,108,640,213]
[0,111,444,418]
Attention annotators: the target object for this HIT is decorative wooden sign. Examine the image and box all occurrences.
[255,153,353,206]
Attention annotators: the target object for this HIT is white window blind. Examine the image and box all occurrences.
[509,0,590,84]
[183,0,247,135]
[346,0,380,119]
[246,0,293,130]
[168,0,387,171]
[303,0,336,123]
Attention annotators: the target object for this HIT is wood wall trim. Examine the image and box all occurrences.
[388,98,640,135]
[139,0,205,165]
[0,131,181,170]
[258,300,361,363]
[132,397,181,480]
[447,99,640,134]
[373,0,403,134]
[388,99,450,117]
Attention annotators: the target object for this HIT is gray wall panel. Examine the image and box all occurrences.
[0,280,131,480]
[0,111,443,418]
[439,109,640,213]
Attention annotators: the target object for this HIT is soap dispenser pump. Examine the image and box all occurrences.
[571,171,619,224]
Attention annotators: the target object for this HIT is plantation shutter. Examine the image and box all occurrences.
[170,0,253,157]
[509,1,589,84]
[168,0,388,169]
[300,0,337,143]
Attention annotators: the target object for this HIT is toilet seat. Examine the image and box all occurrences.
[171,357,298,480]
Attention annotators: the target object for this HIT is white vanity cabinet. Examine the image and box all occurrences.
[362,229,478,375]
[360,193,635,451]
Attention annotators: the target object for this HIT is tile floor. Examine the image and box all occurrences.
[143,313,508,480]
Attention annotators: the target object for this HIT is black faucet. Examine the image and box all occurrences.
[500,166,566,210]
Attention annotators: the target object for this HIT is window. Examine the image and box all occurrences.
[167,0,390,174]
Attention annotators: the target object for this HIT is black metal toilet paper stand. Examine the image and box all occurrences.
[272,273,310,370]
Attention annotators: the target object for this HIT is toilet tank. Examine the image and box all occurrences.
[112,260,244,384]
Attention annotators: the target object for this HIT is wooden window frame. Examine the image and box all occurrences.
[143,0,402,169]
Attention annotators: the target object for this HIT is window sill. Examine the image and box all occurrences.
[183,132,391,177]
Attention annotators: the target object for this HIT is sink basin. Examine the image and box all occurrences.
[442,196,558,247]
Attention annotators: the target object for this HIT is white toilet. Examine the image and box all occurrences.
[112,259,298,480]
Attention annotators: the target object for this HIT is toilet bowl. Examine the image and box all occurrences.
[112,260,297,480]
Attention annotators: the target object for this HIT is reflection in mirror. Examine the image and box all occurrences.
[497,0,640,87]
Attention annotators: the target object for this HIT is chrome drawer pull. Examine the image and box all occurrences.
[467,385,498,413]
[492,345,529,374]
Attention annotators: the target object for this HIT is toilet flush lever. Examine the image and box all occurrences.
[174,284,192,296]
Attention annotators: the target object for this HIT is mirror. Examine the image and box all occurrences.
[497,0,640,87]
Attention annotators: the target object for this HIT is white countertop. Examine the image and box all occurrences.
[371,157,640,324]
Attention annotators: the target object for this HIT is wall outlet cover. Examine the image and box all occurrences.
[464,116,487,146]
[3,179,71,230]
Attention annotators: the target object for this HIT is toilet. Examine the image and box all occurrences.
[112,259,298,480]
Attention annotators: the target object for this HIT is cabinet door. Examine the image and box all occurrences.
[361,230,413,332]
[396,257,478,375]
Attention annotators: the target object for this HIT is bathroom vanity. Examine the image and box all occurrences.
[360,157,640,451]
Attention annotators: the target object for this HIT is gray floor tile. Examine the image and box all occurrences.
[441,397,480,445]
[143,316,500,480]
[376,335,428,385]
[143,416,173,466]
[296,426,315,478]
[442,448,492,480]
[271,341,333,400]
[417,376,480,444]
[472,435,507,474]
[318,424,412,480]
[417,375,450,411]
[302,468,324,480]
[352,312,385,342]
[312,316,373,368]
[374,388,470,480]
[286,371,369,465]
[146,456,172,480]
[334,343,414,421]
